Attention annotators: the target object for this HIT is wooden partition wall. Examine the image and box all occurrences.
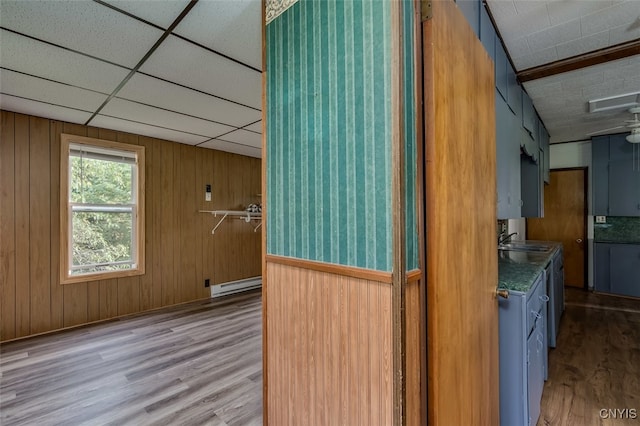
[0,110,261,341]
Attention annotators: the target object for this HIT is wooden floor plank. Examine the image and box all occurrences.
[0,291,262,426]
[539,288,640,426]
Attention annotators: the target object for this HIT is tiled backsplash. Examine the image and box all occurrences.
[593,216,640,244]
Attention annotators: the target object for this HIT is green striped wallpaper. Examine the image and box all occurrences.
[403,0,419,271]
[266,0,393,271]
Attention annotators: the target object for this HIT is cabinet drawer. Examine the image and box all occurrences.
[526,273,547,336]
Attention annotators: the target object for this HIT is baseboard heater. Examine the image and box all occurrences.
[211,276,262,298]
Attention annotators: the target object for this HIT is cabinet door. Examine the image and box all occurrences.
[527,317,545,426]
[594,243,611,293]
[592,136,609,215]
[609,244,640,298]
[507,64,521,115]
[495,40,508,101]
[609,158,640,216]
[480,6,495,60]
[522,91,535,135]
[457,0,480,36]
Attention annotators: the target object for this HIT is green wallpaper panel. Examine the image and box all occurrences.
[266,0,393,271]
[403,0,419,271]
[594,216,640,244]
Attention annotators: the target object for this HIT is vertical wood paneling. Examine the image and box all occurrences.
[405,279,421,426]
[49,120,63,330]
[0,111,261,341]
[138,136,154,310]
[14,113,31,337]
[29,116,51,333]
[62,122,88,327]
[266,261,393,425]
[1,111,16,340]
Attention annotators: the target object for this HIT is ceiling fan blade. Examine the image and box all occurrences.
[586,126,626,136]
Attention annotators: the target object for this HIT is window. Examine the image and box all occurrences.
[60,134,145,284]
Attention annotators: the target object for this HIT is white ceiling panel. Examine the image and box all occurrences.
[0,29,129,93]
[102,0,190,29]
[91,115,209,145]
[199,139,262,158]
[243,121,262,133]
[0,0,163,68]
[117,73,260,127]
[0,69,108,112]
[487,0,640,71]
[174,0,261,69]
[140,35,261,109]
[100,98,235,138]
[217,129,262,148]
[0,94,90,124]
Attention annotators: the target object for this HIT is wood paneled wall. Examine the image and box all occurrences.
[405,279,422,426]
[264,261,393,426]
[0,110,261,341]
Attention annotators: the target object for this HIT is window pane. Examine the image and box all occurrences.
[71,211,133,275]
[70,156,133,204]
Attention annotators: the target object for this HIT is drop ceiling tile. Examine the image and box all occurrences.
[0,0,163,67]
[243,121,262,133]
[174,0,261,70]
[101,98,235,138]
[199,139,262,158]
[609,20,640,45]
[580,1,639,37]
[527,18,581,52]
[603,62,640,82]
[0,69,108,111]
[485,0,517,19]
[580,79,625,100]
[513,1,548,16]
[0,29,129,93]
[102,0,190,28]
[555,30,610,61]
[140,35,261,110]
[217,129,262,148]
[523,80,564,100]
[117,73,260,127]
[512,46,558,70]
[90,115,209,145]
[546,0,613,26]
[0,94,90,124]
[560,71,604,91]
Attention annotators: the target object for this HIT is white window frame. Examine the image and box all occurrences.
[60,134,145,284]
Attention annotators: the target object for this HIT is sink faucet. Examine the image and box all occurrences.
[498,232,518,245]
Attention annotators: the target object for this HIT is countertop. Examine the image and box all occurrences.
[498,241,562,293]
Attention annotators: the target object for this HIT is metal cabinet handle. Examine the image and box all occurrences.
[576,238,583,244]
[539,295,549,302]
[496,288,509,299]
[532,311,542,319]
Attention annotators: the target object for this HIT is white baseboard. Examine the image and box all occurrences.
[211,276,262,298]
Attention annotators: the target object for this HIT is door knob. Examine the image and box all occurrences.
[576,238,583,244]
[496,288,509,299]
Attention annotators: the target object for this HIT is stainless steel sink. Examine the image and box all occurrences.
[498,243,553,252]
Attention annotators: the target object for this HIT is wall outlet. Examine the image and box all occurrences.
[595,216,606,224]
[204,279,210,287]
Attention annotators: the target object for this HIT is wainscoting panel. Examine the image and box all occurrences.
[265,261,393,425]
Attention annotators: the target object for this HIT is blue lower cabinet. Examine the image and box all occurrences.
[499,272,548,426]
[595,243,640,298]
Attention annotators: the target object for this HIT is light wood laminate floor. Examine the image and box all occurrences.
[539,288,640,426]
[0,291,262,426]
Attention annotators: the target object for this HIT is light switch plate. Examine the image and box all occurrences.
[595,216,606,224]
[205,192,211,202]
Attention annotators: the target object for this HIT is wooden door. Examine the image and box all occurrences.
[528,169,587,288]
[423,1,499,424]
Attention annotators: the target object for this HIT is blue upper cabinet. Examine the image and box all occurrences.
[592,134,640,216]
[495,40,508,101]
[506,64,521,116]
[592,136,609,215]
[522,91,536,135]
[480,6,495,61]
[456,0,480,36]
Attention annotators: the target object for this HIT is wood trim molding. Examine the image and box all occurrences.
[391,0,407,423]
[517,38,640,82]
[261,0,268,423]
[406,269,422,283]
[265,255,393,284]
